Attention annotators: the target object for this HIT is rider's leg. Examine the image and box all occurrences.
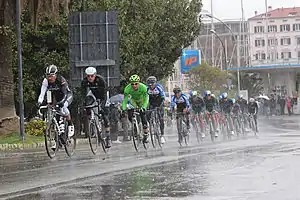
[140,108,149,143]
[61,98,74,137]
[101,105,111,148]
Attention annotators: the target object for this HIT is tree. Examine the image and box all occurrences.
[101,0,202,80]
[188,62,228,93]
[240,72,263,97]
[0,0,69,134]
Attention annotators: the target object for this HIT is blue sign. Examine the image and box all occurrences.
[180,50,201,73]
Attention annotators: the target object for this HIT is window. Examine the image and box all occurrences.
[254,26,264,33]
[280,37,291,45]
[298,51,300,58]
[255,39,265,47]
[268,38,278,46]
[268,51,278,60]
[268,25,277,32]
[297,37,300,45]
[294,24,300,31]
[255,51,266,60]
[280,24,290,32]
[281,52,292,59]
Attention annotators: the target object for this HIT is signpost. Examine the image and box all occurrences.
[180,50,201,73]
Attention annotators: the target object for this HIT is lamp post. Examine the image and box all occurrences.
[202,14,241,95]
[210,29,228,71]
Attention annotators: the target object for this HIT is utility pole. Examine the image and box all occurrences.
[211,0,214,66]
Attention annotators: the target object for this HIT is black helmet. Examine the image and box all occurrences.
[173,87,181,94]
[146,76,157,86]
[45,64,58,76]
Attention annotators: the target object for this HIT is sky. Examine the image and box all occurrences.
[202,0,300,20]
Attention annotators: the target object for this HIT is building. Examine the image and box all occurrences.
[196,19,250,69]
[246,6,300,96]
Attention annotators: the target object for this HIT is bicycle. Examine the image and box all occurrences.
[148,107,163,148]
[129,109,148,152]
[249,113,257,136]
[176,112,189,146]
[191,111,206,143]
[205,111,217,143]
[39,105,76,159]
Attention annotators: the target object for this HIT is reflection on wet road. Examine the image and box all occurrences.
[2,118,300,199]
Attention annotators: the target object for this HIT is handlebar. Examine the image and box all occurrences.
[38,105,48,116]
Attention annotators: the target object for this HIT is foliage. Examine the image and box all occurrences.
[25,119,46,136]
[0,132,44,144]
[101,0,202,80]
[188,62,229,94]
[240,72,263,97]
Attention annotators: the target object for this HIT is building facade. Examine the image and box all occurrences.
[248,6,300,66]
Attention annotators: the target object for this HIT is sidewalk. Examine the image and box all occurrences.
[268,115,300,121]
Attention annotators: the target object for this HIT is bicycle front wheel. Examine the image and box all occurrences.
[132,120,141,152]
[45,121,59,159]
[88,119,99,155]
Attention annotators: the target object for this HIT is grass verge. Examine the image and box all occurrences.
[0,132,44,144]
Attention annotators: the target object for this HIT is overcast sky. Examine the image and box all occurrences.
[202,0,300,20]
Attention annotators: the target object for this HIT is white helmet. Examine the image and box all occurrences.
[45,64,58,75]
[85,67,97,75]
[249,98,255,102]
[211,94,215,98]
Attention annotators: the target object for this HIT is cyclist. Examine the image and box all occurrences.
[37,65,74,148]
[121,74,149,143]
[81,67,111,148]
[220,92,234,135]
[231,98,242,132]
[189,91,206,138]
[248,97,259,132]
[146,76,166,144]
[237,94,248,128]
[171,87,190,142]
[203,90,218,137]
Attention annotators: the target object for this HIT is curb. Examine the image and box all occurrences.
[0,138,90,151]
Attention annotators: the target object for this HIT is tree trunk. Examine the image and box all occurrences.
[0,0,18,135]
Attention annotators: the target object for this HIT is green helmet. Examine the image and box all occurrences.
[129,74,140,83]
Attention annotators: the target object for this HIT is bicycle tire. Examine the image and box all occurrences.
[132,120,140,152]
[149,120,156,148]
[45,122,59,159]
[88,119,99,155]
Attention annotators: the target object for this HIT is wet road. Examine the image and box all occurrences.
[1,118,300,199]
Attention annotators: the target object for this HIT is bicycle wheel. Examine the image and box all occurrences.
[98,120,107,154]
[195,118,202,144]
[45,121,59,159]
[154,113,163,148]
[149,120,156,148]
[177,117,183,146]
[132,120,140,152]
[63,120,77,157]
[88,119,99,155]
[209,121,215,143]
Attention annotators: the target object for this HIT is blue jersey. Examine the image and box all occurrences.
[147,83,165,107]
[171,93,190,111]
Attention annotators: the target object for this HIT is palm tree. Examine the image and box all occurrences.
[0,0,69,133]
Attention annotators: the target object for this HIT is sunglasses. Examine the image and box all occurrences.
[87,75,95,78]
[131,83,139,86]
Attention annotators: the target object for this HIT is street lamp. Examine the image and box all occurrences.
[200,13,241,95]
[210,29,228,71]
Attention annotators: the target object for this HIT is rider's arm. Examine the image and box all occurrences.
[58,77,71,105]
[121,85,130,110]
[38,78,48,104]
[183,94,190,109]
[142,85,149,109]
[97,75,108,103]
[157,84,165,101]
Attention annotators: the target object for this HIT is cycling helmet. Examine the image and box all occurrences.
[219,95,223,99]
[238,94,243,99]
[211,94,215,98]
[232,98,236,104]
[192,91,198,96]
[129,74,140,83]
[222,92,228,98]
[146,76,157,86]
[173,87,181,94]
[189,90,193,96]
[45,64,58,76]
[85,67,97,75]
[204,90,211,96]
[249,98,255,103]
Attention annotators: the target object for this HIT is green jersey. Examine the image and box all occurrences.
[122,83,149,110]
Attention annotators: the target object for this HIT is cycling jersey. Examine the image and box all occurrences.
[220,98,233,113]
[81,75,107,102]
[147,83,165,107]
[38,75,72,105]
[237,98,248,113]
[232,103,241,114]
[189,95,205,112]
[248,102,258,114]
[171,93,190,111]
[122,83,149,110]
[203,96,216,112]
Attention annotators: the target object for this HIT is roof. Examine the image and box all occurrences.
[248,7,300,20]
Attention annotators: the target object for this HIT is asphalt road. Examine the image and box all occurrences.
[1,117,300,200]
